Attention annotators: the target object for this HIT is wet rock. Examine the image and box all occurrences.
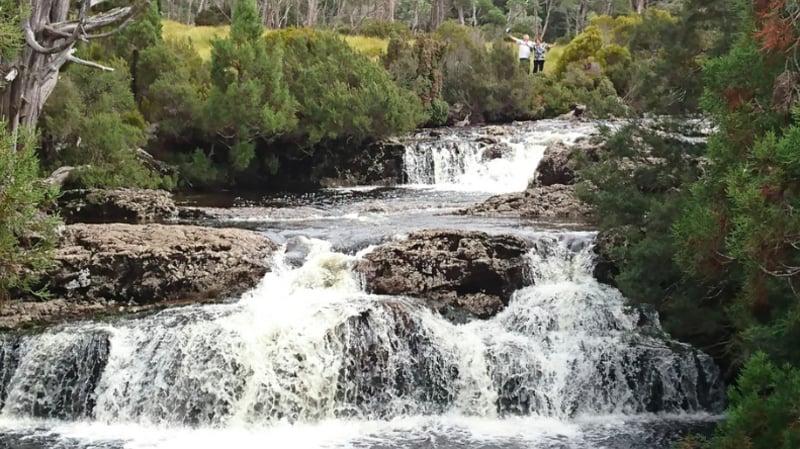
[58,188,178,224]
[456,185,592,220]
[481,142,512,161]
[556,103,588,120]
[532,142,574,186]
[354,230,531,321]
[40,223,275,308]
[284,236,314,268]
[484,125,509,136]
[317,139,406,187]
[592,227,628,286]
[530,139,605,188]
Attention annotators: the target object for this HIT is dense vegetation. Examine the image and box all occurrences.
[575,0,800,447]
[2,0,800,446]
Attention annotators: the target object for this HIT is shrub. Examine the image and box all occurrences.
[0,124,60,301]
[267,28,423,147]
[359,19,412,40]
[40,60,174,189]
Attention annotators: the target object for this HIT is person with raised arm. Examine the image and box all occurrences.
[506,29,533,74]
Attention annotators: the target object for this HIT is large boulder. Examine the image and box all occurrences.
[533,142,574,186]
[46,223,275,305]
[354,230,531,322]
[456,184,592,220]
[58,188,178,224]
[531,138,605,188]
[318,139,406,188]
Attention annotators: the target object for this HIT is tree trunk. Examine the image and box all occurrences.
[430,0,450,31]
[541,0,555,39]
[0,0,145,138]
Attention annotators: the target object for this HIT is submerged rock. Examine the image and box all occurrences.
[456,184,592,220]
[354,230,530,321]
[58,188,178,224]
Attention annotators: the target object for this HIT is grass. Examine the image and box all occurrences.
[161,20,388,60]
[544,44,563,74]
[162,20,230,59]
[161,20,558,69]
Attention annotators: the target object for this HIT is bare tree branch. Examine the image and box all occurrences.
[66,49,115,71]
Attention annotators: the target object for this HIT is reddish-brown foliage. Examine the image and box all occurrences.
[753,0,798,53]
[724,87,753,110]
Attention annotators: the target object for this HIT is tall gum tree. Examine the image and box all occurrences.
[0,0,149,136]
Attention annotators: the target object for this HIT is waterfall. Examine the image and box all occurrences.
[0,234,724,429]
[402,120,602,193]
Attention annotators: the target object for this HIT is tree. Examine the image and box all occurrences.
[205,0,295,174]
[0,0,149,136]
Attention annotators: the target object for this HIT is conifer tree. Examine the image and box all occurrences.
[205,0,296,174]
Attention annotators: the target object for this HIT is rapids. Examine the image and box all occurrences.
[0,119,723,449]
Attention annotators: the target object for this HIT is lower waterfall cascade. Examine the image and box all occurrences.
[0,235,724,442]
[0,119,724,449]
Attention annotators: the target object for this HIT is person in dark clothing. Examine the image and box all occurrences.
[531,37,550,73]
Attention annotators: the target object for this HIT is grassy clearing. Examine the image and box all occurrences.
[162,20,230,59]
[161,20,388,60]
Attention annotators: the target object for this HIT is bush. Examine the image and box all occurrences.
[359,19,411,40]
[0,124,60,301]
[40,60,174,190]
[267,28,423,147]
[688,352,800,449]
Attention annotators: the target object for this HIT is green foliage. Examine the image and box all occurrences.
[0,0,28,72]
[688,352,800,449]
[40,60,173,190]
[268,29,423,148]
[138,39,208,143]
[0,124,60,301]
[179,148,224,187]
[113,1,163,60]
[575,121,728,362]
[359,19,412,40]
[556,26,603,74]
[433,25,542,123]
[205,0,296,173]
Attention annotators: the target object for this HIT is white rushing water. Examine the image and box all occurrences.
[0,119,722,448]
[0,235,724,448]
[402,120,601,193]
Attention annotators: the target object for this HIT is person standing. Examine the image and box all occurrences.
[532,37,550,73]
[507,30,533,74]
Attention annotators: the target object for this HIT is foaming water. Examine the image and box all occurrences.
[0,235,723,448]
[402,120,600,193]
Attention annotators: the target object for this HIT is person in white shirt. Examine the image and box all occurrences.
[507,30,533,74]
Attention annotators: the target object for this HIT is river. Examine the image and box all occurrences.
[0,119,723,448]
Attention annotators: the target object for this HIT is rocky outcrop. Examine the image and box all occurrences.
[591,227,629,286]
[4,224,275,329]
[533,142,574,186]
[354,230,531,322]
[318,139,406,187]
[456,184,592,220]
[531,138,605,188]
[58,188,178,224]
[50,223,275,303]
